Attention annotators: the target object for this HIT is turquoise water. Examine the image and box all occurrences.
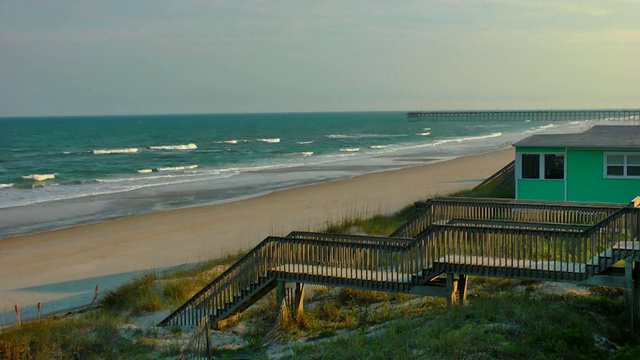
[0,111,633,237]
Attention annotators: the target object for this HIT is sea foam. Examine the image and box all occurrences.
[149,143,197,151]
[156,165,199,172]
[22,174,57,181]
[257,138,280,143]
[0,183,14,189]
[93,148,139,155]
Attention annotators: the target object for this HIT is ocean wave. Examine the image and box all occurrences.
[0,183,14,189]
[93,148,139,155]
[222,139,249,145]
[416,132,431,136]
[157,165,199,172]
[297,141,314,144]
[22,173,57,181]
[257,138,280,143]
[327,134,351,139]
[287,152,314,157]
[431,132,503,146]
[136,169,153,174]
[369,145,386,149]
[340,148,360,152]
[538,124,556,130]
[149,143,197,151]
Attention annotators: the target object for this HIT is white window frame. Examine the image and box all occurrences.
[517,152,565,180]
[604,152,640,178]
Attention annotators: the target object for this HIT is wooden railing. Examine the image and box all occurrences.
[393,197,620,238]
[160,198,634,327]
[419,206,636,282]
[474,160,515,189]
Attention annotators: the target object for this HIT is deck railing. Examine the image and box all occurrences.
[395,197,621,238]
[160,199,635,327]
[419,206,636,281]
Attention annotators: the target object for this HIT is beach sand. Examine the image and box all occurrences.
[0,148,514,324]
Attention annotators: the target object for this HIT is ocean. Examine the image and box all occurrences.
[0,111,635,239]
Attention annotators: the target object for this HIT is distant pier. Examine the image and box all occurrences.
[406,109,640,122]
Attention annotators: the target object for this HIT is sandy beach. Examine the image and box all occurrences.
[0,148,514,324]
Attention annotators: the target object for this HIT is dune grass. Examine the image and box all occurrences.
[291,280,638,360]
[324,204,415,235]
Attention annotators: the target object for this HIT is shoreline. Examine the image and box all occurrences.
[0,148,514,325]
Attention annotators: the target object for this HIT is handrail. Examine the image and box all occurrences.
[159,233,412,326]
[392,197,621,239]
[474,160,515,189]
[419,206,637,280]
[287,231,414,246]
[160,199,636,326]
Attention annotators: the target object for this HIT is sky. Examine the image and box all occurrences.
[1,0,639,117]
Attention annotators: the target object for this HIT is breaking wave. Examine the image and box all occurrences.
[22,173,57,181]
[93,148,139,155]
[257,138,280,143]
[156,165,199,172]
[0,183,14,189]
[222,139,249,145]
[149,143,197,151]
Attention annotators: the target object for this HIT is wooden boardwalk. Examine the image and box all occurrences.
[160,197,640,330]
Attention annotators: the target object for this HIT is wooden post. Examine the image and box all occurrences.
[458,275,468,306]
[446,275,458,306]
[92,284,100,304]
[294,283,305,319]
[625,261,639,331]
[37,303,41,321]
[15,305,21,326]
[277,280,286,311]
[633,262,640,332]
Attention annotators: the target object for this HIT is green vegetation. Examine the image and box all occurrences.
[450,165,515,198]
[324,204,415,235]
[0,312,152,359]
[291,286,634,360]
[0,252,246,359]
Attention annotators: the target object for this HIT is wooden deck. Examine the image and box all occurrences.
[159,197,640,329]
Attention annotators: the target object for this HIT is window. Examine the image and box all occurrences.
[520,153,564,180]
[605,154,640,177]
[545,154,565,179]
[522,154,540,179]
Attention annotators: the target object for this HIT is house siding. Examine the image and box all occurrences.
[517,179,565,201]
[566,149,640,204]
[515,147,566,201]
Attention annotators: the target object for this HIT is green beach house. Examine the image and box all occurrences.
[514,125,640,204]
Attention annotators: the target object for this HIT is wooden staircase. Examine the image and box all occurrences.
[160,198,639,327]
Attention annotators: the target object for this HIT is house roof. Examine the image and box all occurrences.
[513,125,640,149]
